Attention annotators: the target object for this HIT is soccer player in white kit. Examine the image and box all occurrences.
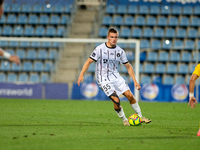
[77,28,151,126]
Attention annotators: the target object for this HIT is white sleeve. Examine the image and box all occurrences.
[89,48,99,61]
[120,50,128,64]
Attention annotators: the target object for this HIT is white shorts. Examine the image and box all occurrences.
[98,76,130,97]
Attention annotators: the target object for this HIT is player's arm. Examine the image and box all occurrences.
[77,58,94,86]
[0,48,20,65]
[124,62,141,90]
[188,74,198,108]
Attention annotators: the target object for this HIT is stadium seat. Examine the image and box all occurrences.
[169,52,180,62]
[35,26,45,37]
[141,75,151,84]
[7,73,17,82]
[124,16,134,26]
[11,4,21,13]
[175,76,185,84]
[39,14,49,25]
[168,16,178,26]
[43,4,53,13]
[146,16,156,26]
[140,39,150,49]
[138,5,149,14]
[106,5,116,14]
[31,42,41,48]
[6,49,15,55]
[9,41,19,47]
[116,5,127,14]
[161,5,171,15]
[0,73,6,82]
[32,5,43,13]
[33,62,44,72]
[171,5,182,15]
[152,75,162,84]
[154,28,164,38]
[20,41,30,48]
[2,25,13,36]
[44,62,53,72]
[188,28,197,38]
[28,14,38,25]
[49,50,58,59]
[158,51,169,62]
[18,73,29,82]
[113,16,123,26]
[11,63,21,71]
[7,14,17,24]
[0,15,6,24]
[99,27,108,37]
[0,41,8,47]
[38,49,48,59]
[24,26,34,37]
[163,76,174,85]
[155,63,166,74]
[27,50,37,60]
[57,26,65,37]
[64,5,72,14]
[4,4,11,13]
[120,28,131,38]
[88,63,95,73]
[21,4,32,13]
[151,39,161,49]
[41,42,52,48]
[178,64,188,74]
[53,5,64,14]
[22,61,33,71]
[30,73,40,82]
[49,15,60,25]
[157,16,167,26]
[176,28,186,38]
[16,49,26,59]
[118,43,127,49]
[131,28,142,38]
[60,15,70,25]
[13,26,23,36]
[191,17,200,27]
[147,51,158,62]
[193,53,200,62]
[46,26,56,37]
[149,5,160,14]
[189,64,196,74]
[173,40,183,49]
[17,14,28,24]
[165,28,175,38]
[127,5,138,14]
[143,63,154,74]
[135,16,145,26]
[179,17,190,27]
[102,16,112,26]
[166,63,177,74]
[194,6,200,15]
[143,28,153,38]
[126,51,134,61]
[41,74,49,83]
[185,40,194,50]
[1,61,11,71]
[181,51,192,62]
[162,40,172,49]
[182,6,193,15]
[139,63,143,73]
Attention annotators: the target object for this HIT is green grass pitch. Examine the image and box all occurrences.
[0,98,199,150]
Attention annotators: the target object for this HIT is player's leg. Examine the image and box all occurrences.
[123,90,151,124]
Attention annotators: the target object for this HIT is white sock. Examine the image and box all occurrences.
[131,102,142,117]
[115,107,127,122]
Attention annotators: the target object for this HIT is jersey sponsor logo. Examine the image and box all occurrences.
[141,83,159,100]
[171,84,188,101]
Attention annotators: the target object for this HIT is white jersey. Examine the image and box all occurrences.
[90,43,128,84]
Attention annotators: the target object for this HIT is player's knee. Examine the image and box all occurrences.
[125,92,134,100]
[109,92,120,107]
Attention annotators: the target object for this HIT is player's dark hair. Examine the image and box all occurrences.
[107,27,119,35]
[0,0,3,5]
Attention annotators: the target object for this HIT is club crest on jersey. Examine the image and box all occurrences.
[117,53,120,57]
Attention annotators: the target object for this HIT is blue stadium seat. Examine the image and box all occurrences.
[41,42,52,48]
[151,39,161,49]
[179,17,190,27]
[185,40,194,50]
[143,63,154,74]
[149,5,160,14]
[88,63,95,73]
[192,53,200,62]
[147,51,158,62]
[140,39,150,49]
[161,5,171,15]
[16,49,26,59]
[158,51,169,62]
[102,16,112,26]
[143,28,153,38]
[20,41,30,48]
[170,52,180,62]
[126,51,135,61]
[131,28,142,38]
[28,14,38,25]
[139,63,143,73]
[64,5,72,14]
[44,62,53,72]
[46,26,56,37]
[189,64,196,74]
[53,5,64,14]
[33,62,44,72]
[21,4,32,13]
[7,49,15,55]
[11,4,21,13]
[22,61,33,71]
[176,28,186,38]
[35,26,45,37]
[7,14,17,24]
[41,74,49,83]
[194,6,200,15]
[173,40,183,49]
[120,28,131,38]
[127,5,138,14]
[106,5,116,14]
[27,50,37,60]
[98,27,108,37]
[31,42,41,48]
[113,16,123,26]
[166,64,177,74]
[178,64,188,74]
[146,16,156,26]
[152,75,162,84]
[163,76,174,85]
[7,73,17,82]
[124,16,134,26]
[43,5,53,13]
[30,73,40,82]
[139,5,149,14]
[0,41,8,47]
[171,5,182,15]
[135,16,145,26]
[0,15,6,24]
[168,16,178,26]
[154,28,164,38]
[162,40,172,49]
[11,63,21,71]
[38,49,48,59]
[9,41,19,47]
[188,28,197,38]
[18,73,29,82]
[13,26,23,36]
[57,26,65,37]
[155,63,166,74]
[2,25,13,36]
[120,65,128,73]
[157,16,167,26]
[17,14,28,24]
[181,51,192,62]
[60,15,70,25]
[116,5,126,14]
[141,75,151,84]
[49,50,58,59]
[32,5,43,13]
[175,76,185,84]
[191,17,200,27]
[4,4,11,13]
[182,6,193,15]
[1,61,11,71]
[0,73,6,82]
[39,14,49,25]
[49,15,60,25]
[24,26,34,36]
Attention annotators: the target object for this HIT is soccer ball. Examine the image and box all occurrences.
[128,114,141,126]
